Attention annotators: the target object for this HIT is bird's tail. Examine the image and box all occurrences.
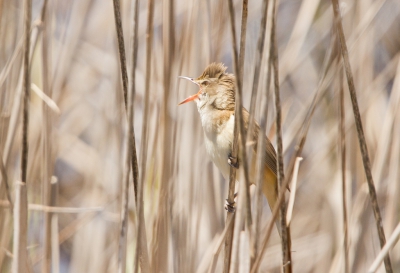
[262,167,282,237]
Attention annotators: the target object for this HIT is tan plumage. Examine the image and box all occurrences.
[179,63,279,233]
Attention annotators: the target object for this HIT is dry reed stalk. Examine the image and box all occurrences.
[0,200,104,213]
[243,1,275,265]
[0,151,12,213]
[208,216,234,273]
[3,68,24,169]
[112,1,131,271]
[251,4,339,272]
[252,58,272,267]
[129,0,140,208]
[151,0,176,271]
[0,12,26,270]
[338,67,349,273]
[13,0,31,271]
[113,0,129,109]
[50,177,59,273]
[250,163,293,273]
[247,0,269,132]
[21,0,31,187]
[224,0,253,271]
[286,157,302,226]
[112,0,148,272]
[39,1,53,272]
[12,182,28,273]
[229,163,248,273]
[331,0,392,271]
[270,0,291,271]
[229,0,253,272]
[135,0,154,272]
[223,0,240,271]
[235,0,252,229]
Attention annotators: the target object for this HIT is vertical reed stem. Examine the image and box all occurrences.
[338,67,349,273]
[13,182,28,273]
[331,0,392,271]
[40,1,52,272]
[14,0,31,271]
[135,0,154,271]
[270,0,292,271]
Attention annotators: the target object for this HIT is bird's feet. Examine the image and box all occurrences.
[228,154,239,169]
[225,199,235,213]
[224,192,238,213]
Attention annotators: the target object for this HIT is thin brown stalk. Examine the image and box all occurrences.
[129,0,140,207]
[134,0,154,272]
[338,67,349,273]
[270,0,291,271]
[0,151,12,213]
[229,0,252,271]
[224,1,239,272]
[112,0,131,271]
[21,0,31,186]
[152,0,175,271]
[229,167,247,272]
[1,14,40,271]
[236,0,252,228]
[0,200,103,213]
[250,166,292,273]
[208,216,234,273]
[248,0,269,139]
[12,182,28,273]
[286,157,302,226]
[252,58,272,267]
[112,0,147,272]
[224,0,251,271]
[264,35,338,271]
[113,0,129,109]
[50,177,59,273]
[14,0,31,271]
[331,0,392,271]
[39,1,52,272]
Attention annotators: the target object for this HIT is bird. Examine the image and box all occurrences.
[178,63,280,232]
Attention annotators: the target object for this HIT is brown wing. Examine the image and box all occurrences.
[242,108,281,235]
[242,108,277,176]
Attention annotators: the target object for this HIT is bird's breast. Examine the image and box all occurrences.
[202,114,235,179]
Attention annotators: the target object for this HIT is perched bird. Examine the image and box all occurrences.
[179,63,279,230]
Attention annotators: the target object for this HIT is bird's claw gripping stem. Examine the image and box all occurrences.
[225,199,236,213]
[224,192,238,212]
[228,154,239,169]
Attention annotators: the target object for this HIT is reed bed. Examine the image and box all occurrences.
[0,0,400,272]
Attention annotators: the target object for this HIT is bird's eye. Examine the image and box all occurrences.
[202,81,209,86]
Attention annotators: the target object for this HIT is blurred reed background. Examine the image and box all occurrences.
[0,0,400,272]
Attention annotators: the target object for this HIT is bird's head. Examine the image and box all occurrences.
[178,63,236,112]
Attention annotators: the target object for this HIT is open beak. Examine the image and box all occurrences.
[178,76,200,105]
